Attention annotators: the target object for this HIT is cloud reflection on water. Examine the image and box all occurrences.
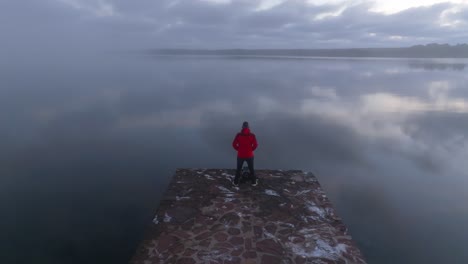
[2,56,468,263]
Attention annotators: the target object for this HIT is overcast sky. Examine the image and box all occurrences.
[1,0,468,52]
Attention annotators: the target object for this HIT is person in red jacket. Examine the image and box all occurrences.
[232,121,258,186]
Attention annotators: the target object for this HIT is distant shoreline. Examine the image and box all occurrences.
[149,43,468,59]
[151,54,468,61]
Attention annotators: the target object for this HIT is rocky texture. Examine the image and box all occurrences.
[130,169,366,264]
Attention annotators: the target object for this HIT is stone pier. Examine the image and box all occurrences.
[130,169,366,264]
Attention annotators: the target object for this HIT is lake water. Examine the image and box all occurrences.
[2,54,468,264]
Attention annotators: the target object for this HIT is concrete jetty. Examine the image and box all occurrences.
[130,169,366,264]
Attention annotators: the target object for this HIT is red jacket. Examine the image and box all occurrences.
[232,128,258,158]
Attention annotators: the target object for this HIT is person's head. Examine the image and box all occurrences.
[242,121,249,129]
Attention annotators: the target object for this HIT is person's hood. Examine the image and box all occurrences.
[241,128,251,134]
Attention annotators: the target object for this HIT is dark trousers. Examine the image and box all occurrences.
[235,157,256,183]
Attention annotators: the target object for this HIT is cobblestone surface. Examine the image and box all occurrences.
[130,169,366,264]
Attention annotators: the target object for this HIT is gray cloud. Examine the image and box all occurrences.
[1,0,467,53]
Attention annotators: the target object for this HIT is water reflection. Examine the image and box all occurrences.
[408,61,466,71]
[2,56,468,264]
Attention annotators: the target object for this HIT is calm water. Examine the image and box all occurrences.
[2,54,468,264]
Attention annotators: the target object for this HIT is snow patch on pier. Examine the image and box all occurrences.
[265,189,280,196]
[163,213,172,223]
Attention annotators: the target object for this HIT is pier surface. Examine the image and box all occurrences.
[130,169,366,264]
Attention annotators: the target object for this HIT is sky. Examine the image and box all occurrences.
[1,0,468,52]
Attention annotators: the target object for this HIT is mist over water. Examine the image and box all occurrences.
[2,55,468,264]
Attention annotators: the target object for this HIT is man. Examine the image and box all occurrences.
[232,121,258,186]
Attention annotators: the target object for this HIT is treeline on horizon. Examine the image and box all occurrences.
[152,43,468,58]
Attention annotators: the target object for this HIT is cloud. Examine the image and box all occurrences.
[1,0,468,52]
[57,0,118,17]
